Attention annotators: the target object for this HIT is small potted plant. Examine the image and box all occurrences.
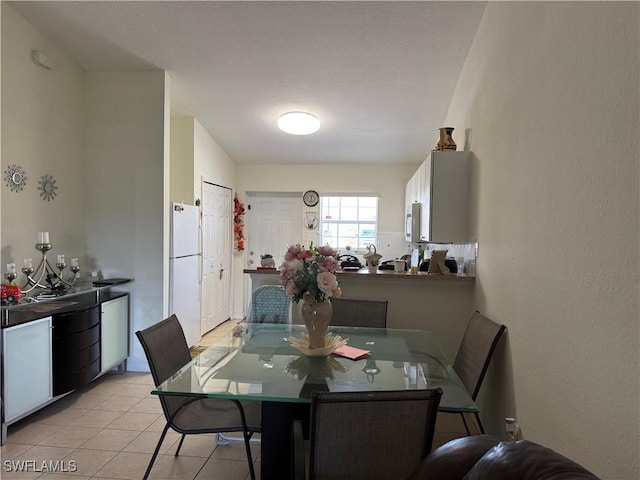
[260,254,276,268]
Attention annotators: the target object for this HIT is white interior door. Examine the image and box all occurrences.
[201,182,232,334]
[246,193,302,308]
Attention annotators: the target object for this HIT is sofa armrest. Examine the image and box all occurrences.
[464,439,601,480]
[406,435,502,480]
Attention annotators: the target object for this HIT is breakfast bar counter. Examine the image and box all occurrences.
[244,267,475,282]
[243,268,476,360]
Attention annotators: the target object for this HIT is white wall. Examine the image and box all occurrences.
[444,3,639,478]
[170,116,195,204]
[238,163,414,232]
[2,3,169,374]
[193,118,237,198]
[85,71,169,372]
[1,3,87,270]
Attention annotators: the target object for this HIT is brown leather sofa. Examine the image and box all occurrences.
[408,435,600,480]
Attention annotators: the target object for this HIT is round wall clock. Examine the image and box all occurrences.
[303,190,319,207]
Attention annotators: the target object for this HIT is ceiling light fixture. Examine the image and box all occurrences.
[277,111,320,135]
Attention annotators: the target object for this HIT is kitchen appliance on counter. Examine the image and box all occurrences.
[379,259,408,271]
[338,254,362,270]
[405,202,421,243]
[169,203,201,347]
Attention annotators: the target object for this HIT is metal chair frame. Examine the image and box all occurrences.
[136,315,260,480]
[453,311,506,435]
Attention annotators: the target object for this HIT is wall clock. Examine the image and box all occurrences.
[303,190,319,207]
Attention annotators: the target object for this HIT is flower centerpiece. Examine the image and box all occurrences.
[279,242,342,304]
[280,242,342,350]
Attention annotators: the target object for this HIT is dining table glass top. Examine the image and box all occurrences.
[152,323,478,413]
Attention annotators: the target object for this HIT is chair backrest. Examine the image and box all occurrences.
[135,315,194,419]
[331,298,388,328]
[453,311,506,400]
[308,389,442,480]
[249,285,291,324]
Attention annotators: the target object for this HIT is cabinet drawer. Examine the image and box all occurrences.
[54,341,100,374]
[53,359,100,397]
[53,304,100,336]
[53,322,100,356]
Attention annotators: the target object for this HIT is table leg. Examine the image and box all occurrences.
[261,402,310,480]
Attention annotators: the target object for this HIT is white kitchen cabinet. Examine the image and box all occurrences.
[405,163,423,206]
[405,151,471,243]
[100,295,129,373]
[2,316,52,423]
[405,161,427,242]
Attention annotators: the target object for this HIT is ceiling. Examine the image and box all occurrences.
[9,1,486,166]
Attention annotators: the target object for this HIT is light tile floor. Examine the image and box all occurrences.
[1,319,474,479]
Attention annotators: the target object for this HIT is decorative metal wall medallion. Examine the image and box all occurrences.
[38,174,58,201]
[4,164,27,192]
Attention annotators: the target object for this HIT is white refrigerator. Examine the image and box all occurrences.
[169,203,201,348]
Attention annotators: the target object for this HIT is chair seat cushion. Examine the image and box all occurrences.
[171,398,262,433]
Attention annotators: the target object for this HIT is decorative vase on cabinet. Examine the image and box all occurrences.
[435,127,457,151]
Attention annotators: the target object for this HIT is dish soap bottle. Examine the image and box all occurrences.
[410,249,419,274]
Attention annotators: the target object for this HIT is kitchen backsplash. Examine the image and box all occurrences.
[374,232,478,266]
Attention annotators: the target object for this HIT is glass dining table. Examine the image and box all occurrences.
[153,323,477,480]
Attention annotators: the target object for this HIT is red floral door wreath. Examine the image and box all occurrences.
[233,193,245,253]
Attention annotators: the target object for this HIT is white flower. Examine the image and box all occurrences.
[317,272,338,296]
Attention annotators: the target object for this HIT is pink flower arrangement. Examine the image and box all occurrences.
[279,242,342,304]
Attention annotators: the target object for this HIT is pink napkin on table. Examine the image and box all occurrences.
[333,345,370,360]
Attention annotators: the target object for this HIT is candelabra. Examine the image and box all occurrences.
[4,232,81,294]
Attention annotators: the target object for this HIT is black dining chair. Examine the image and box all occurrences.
[331,298,388,328]
[135,315,261,480]
[453,311,506,435]
[292,388,442,480]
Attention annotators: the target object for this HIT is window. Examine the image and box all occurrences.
[320,196,378,251]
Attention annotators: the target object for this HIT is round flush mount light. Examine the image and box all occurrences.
[277,111,320,135]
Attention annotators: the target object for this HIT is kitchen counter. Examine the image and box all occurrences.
[244,268,475,359]
[243,268,475,282]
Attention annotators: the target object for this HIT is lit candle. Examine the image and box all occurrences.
[57,255,64,264]
[24,258,33,269]
[7,263,16,274]
[71,258,78,267]
[37,232,50,244]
